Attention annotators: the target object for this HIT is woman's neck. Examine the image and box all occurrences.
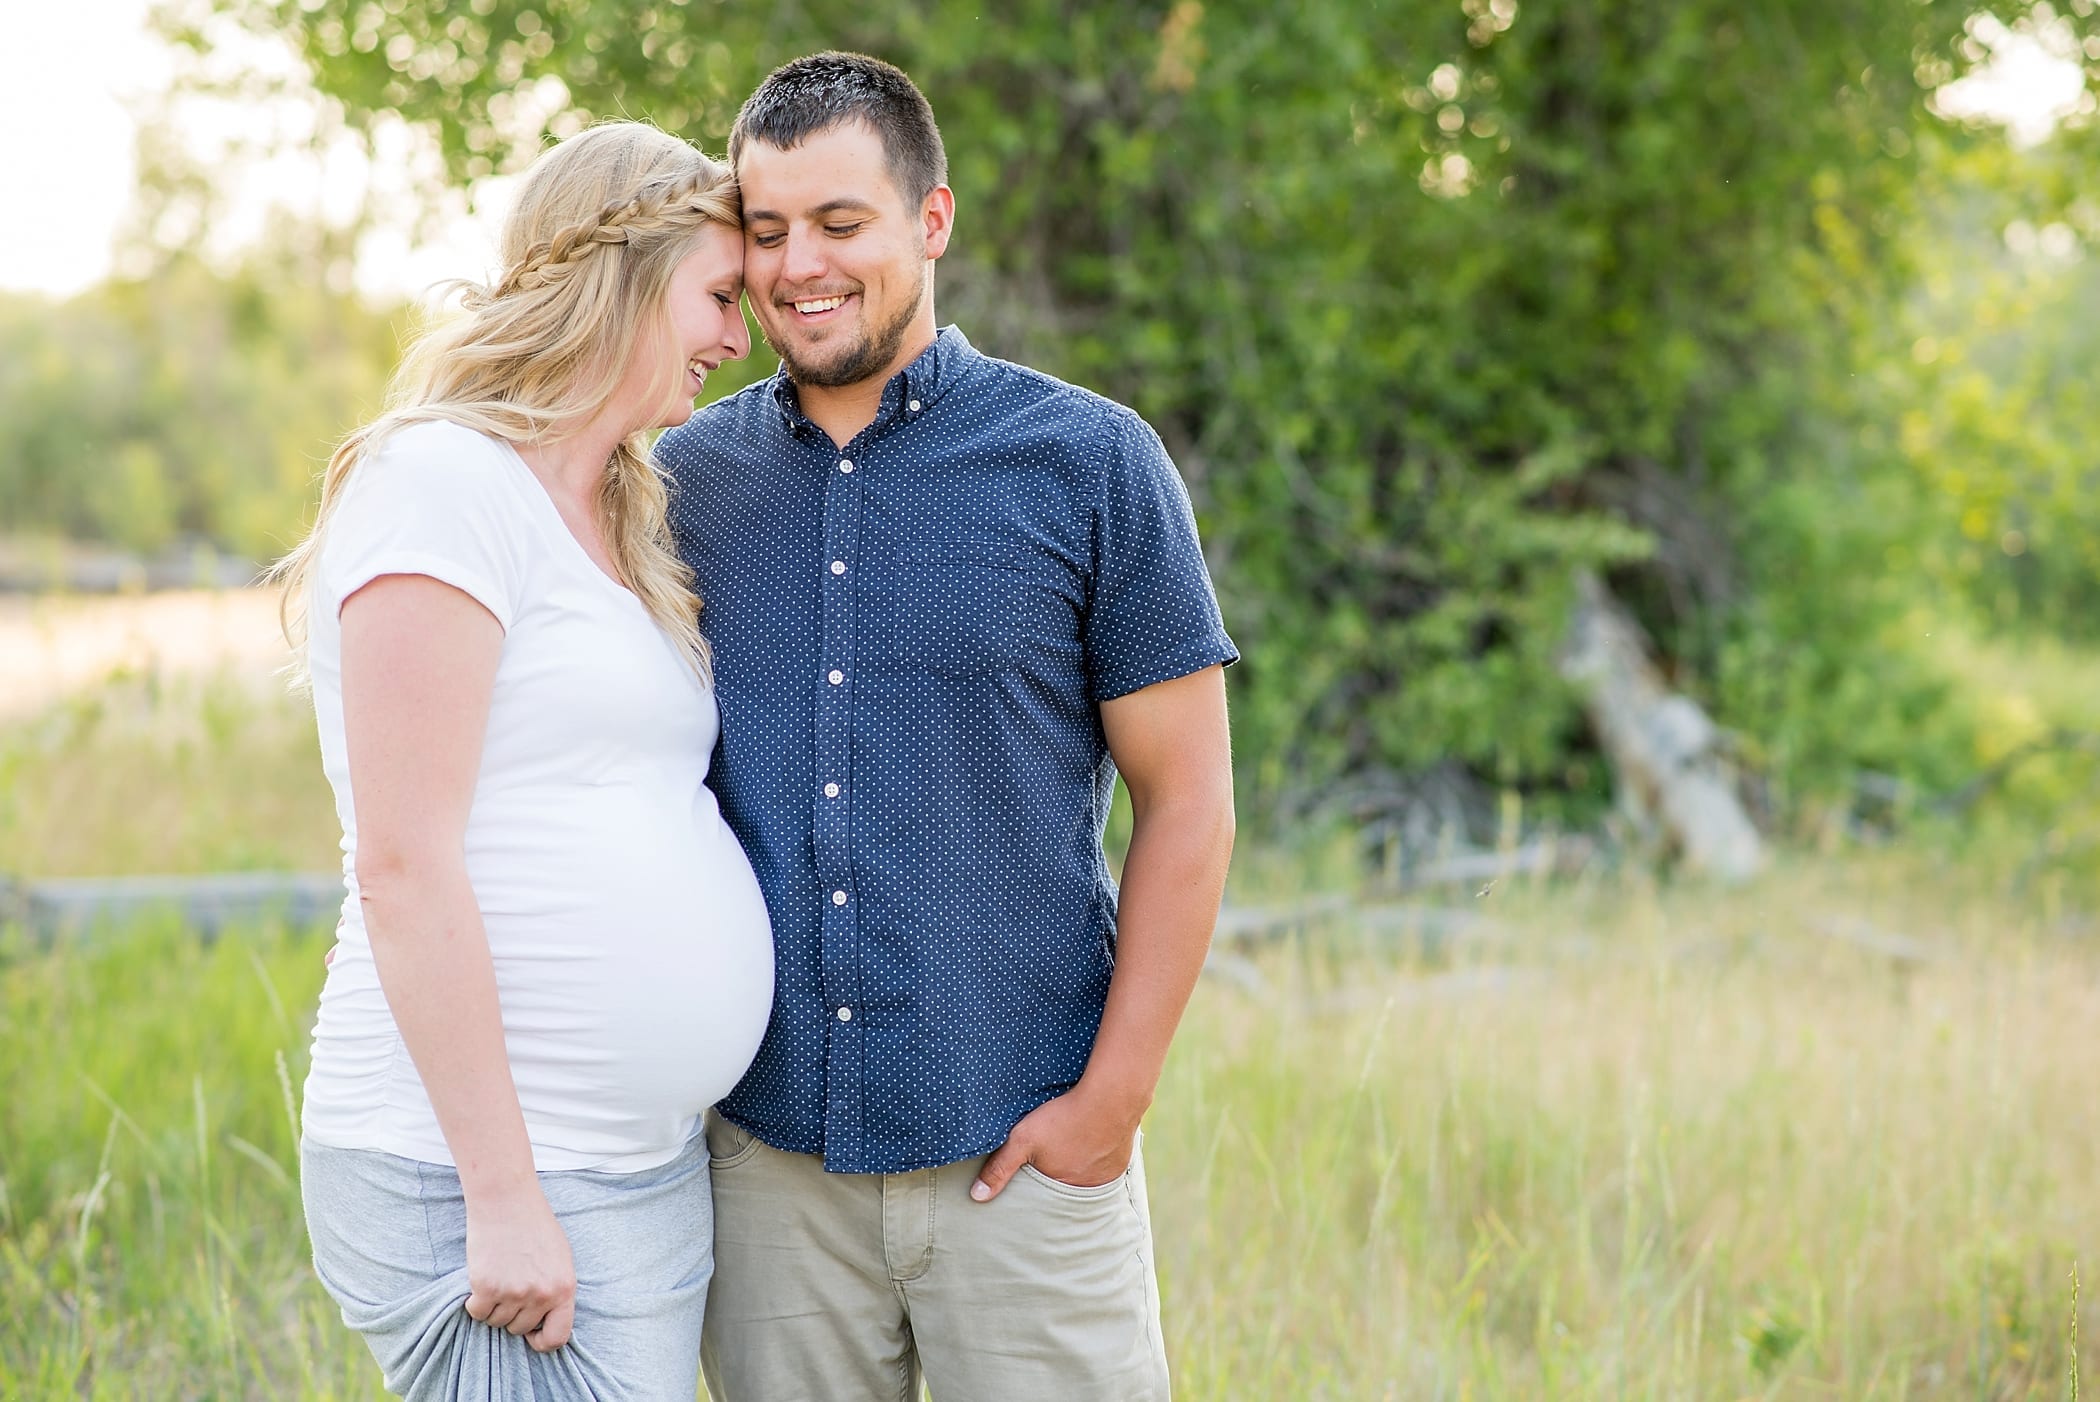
[513,415,625,509]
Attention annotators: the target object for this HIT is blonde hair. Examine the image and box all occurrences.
[270,121,739,680]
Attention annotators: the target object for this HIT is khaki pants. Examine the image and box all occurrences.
[700,1110,1170,1401]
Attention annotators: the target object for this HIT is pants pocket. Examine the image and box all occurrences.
[1017,1161,1131,1200]
[704,1108,764,1170]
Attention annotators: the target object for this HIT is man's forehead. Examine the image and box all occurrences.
[736,122,899,212]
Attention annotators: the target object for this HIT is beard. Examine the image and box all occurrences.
[769,260,927,389]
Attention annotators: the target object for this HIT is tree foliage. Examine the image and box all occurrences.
[119,0,2100,832]
[1893,130,2100,639]
[0,239,399,559]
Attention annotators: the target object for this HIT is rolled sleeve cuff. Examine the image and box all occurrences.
[1090,634,1239,704]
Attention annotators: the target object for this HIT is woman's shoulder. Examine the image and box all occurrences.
[318,418,537,612]
[364,418,519,480]
[342,419,534,523]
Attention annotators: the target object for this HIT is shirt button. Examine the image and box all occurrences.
[832,889,848,906]
[838,459,854,473]
[830,560,846,575]
[828,669,844,685]
[824,782,840,798]
[908,399,922,412]
[837,1006,853,1022]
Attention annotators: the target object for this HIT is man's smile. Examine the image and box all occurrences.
[784,292,857,323]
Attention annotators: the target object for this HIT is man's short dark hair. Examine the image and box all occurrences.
[729,52,948,208]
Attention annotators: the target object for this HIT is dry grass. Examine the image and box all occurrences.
[3,600,2097,1397]
[2,857,2095,1399]
[0,668,336,878]
[1157,858,2100,1399]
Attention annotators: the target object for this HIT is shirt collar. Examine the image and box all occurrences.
[769,325,976,436]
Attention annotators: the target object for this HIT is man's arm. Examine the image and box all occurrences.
[972,663,1234,1199]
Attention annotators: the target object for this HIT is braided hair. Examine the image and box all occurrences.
[271,122,739,682]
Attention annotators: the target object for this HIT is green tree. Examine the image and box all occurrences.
[1888,130,2100,638]
[160,0,2100,835]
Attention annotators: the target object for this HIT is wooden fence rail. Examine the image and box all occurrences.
[3,844,1585,989]
[1,872,343,945]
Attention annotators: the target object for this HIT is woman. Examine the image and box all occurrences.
[274,122,773,1399]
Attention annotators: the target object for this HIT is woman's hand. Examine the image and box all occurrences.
[464,1183,577,1352]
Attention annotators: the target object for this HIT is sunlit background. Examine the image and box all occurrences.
[6,2,2100,1397]
[1,0,2086,298]
[4,0,502,300]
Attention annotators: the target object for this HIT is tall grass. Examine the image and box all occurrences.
[3,649,2097,1397]
[0,917,376,1398]
[0,669,336,878]
[1155,859,2099,1398]
[3,856,2095,1398]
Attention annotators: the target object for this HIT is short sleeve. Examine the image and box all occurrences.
[1084,408,1239,703]
[317,422,529,631]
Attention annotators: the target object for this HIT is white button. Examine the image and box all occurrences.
[824,782,840,798]
[832,889,848,906]
[838,459,854,473]
[828,669,844,685]
[837,1006,853,1022]
[909,399,922,412]
[830,560,846,575]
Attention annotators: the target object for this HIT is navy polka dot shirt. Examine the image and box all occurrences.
[658,327,1237,1173]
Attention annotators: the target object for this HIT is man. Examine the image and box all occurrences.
[657,51,1236,1401]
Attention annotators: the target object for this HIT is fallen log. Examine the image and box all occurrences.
[1400,838,1595,890]
[1809,914,1939,965]
[1558,570,1763,881]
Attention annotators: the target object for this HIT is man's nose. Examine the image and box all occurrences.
[780,228,828,286]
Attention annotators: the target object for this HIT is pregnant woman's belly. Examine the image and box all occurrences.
[304,787,776,1174]
[477,804,777,1168]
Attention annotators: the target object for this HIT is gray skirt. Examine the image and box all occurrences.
[301,1128,712,1401]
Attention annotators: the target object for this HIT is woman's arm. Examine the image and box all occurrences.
[340,571,575,1352]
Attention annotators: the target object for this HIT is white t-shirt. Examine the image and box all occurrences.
[299,420,774,1173]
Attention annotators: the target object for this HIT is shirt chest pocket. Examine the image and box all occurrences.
[858,542,1079,679]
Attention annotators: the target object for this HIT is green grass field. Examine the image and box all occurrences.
[3,668,2098,1399]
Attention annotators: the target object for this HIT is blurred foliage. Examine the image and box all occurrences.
[0,233,399,560]
[1893,131,2100,639]
[19,0,2100,839]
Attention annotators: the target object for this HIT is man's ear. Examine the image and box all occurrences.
[922,185,956,262]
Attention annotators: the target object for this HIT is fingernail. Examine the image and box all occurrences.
[970,1180,992,1202]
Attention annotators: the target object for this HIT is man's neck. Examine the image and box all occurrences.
[795,324,938,450]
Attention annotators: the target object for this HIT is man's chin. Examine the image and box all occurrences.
[778,341,876,390]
